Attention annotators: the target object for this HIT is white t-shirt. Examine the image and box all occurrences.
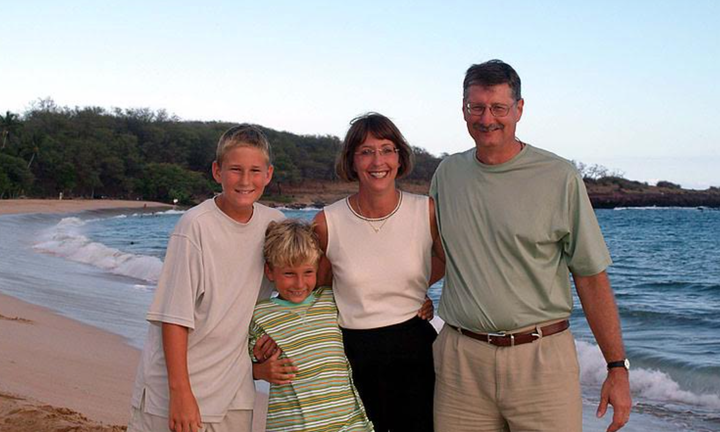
[131,198,284,422]
[324,191,433,329]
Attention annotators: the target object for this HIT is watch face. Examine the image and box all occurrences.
[624,358,631,370]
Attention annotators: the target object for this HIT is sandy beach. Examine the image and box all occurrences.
[0,293,137,431]
[0,199,172,216]
[0,200,164,431]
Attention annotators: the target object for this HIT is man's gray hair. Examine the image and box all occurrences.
[463,59,522,101]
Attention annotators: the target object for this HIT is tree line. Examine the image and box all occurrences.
[0,100,442,203]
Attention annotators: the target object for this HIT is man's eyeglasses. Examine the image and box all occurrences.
[354,146,400,159]
[465,102,517,118]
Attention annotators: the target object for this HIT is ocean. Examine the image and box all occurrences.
[1,205,718,431]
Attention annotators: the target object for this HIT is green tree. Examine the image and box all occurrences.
[11,99,443,202]
[407,147,441,182]
[271,153,302,195]
[0,111,22,150]
[0,154,34,198]
[137,163,210,204]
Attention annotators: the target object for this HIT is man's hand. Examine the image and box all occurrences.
[597,368,632,432]
[168,388,202,432]
[253,334,279,362]
[253,350,298,384]
[416,296,434,320]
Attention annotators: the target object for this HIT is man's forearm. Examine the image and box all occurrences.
[573,271,626,361]
[575,270,632,431]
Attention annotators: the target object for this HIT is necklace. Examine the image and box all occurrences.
[347,191,403,233]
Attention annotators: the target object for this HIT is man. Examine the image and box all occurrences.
[430,60,631,432]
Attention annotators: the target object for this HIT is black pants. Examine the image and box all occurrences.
[342,316,436,432]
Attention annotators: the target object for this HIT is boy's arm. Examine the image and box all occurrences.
[249,318,298,384]
[163,323,203,432]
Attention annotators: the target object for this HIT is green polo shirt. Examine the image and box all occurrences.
[430,144,611,333]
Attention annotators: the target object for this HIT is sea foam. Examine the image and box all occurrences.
[33,217,163,283]
[577,340,720,410]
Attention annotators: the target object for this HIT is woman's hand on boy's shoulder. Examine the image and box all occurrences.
[253,350,298,384]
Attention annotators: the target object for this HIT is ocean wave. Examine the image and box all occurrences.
[275,206,322,212]
[612,206,707,211]
[577,341,720,410]
[618,307,719,328]
[33,217,163,283]
[149,209,186,216]
[116,209,186,218]
[629,280,719,291]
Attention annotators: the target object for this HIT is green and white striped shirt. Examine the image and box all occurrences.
[249,287,374,432]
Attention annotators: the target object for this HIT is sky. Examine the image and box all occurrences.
[2,1,719,188]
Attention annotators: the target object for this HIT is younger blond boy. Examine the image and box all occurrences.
[249,220,374,432]
[129,124,283,432]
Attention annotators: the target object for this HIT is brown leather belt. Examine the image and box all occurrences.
[449,320,569,347]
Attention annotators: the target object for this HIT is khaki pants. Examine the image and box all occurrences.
[433,324,582,432]
[128,404,252,432]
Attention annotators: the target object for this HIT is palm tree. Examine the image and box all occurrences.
[0,111,21,150]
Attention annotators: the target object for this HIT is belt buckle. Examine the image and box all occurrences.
[487,331,513,347]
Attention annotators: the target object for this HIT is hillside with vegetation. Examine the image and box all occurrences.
[0,100,439,204]
[1,101,718,208]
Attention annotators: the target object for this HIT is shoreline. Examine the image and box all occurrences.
[0,198,173,216]
[0,199,268,431]
[0,199,162,430]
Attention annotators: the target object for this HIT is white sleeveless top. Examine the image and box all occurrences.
[324,191,433,329]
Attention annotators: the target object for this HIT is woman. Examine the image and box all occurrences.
[314,112,445,432]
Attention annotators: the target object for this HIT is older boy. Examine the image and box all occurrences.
[129,124,284,432]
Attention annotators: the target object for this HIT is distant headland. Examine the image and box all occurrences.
[260,179,720,210]
[2,102,718,209]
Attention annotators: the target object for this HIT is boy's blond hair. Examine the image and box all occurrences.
[216,124,272,167]
[264,219,322,269]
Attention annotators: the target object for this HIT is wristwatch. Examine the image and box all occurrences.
[607,359,630,371]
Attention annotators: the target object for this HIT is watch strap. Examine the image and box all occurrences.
[607,359,630,370]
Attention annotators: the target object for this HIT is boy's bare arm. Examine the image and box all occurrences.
[163,323,203,432]
[253,350,298,384]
